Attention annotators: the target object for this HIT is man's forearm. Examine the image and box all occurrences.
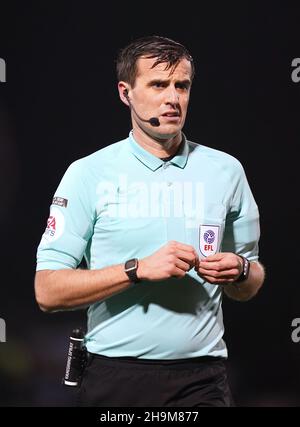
[35,241,200,312]
[35,265,132,312]
[223,261,265,301]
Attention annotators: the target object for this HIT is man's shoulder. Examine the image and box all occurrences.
[80,138,128,164]
[187,139,244,172]
[67,138,128,171]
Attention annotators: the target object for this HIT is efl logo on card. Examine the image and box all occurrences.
[199,225,220,258]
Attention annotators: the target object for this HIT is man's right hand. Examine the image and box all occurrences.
[137,241,199,281]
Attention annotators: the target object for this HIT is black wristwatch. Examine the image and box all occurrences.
[124,258,140,283]
[236,255,250,283]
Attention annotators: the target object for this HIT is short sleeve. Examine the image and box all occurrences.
[221,163,260,261]
[36,161,95,270]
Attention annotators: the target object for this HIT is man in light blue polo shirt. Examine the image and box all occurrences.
[35,35,265,407]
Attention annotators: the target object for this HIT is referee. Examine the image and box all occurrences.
[35,35,265,407]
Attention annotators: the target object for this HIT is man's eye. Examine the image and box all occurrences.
[176,83,189,90]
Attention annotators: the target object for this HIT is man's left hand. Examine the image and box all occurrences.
[195,252,243,285]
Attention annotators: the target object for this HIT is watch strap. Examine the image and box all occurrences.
[124,258,140,283]
[236,255,250,283]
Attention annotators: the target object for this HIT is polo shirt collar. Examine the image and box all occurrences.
[127,131,189,171]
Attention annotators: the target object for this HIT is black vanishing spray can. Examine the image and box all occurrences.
[63,328,87,387]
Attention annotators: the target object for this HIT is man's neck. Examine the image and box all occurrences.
[132,126,182,159]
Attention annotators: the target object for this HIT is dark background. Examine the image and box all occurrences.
[0,1,299,406]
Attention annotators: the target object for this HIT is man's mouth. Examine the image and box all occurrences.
[162,111,180,118]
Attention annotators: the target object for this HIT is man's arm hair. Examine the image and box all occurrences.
[35,265,132,312]
[35,241,199,312]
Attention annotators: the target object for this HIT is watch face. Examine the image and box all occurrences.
[125,259,137,270]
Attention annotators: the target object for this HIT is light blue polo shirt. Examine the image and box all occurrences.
[36,131,260,359]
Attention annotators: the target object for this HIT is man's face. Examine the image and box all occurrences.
[129,57,192,139]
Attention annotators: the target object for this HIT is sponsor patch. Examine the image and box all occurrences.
[42,207,65,243]
[52,196,68,208]
[199,225,220,258]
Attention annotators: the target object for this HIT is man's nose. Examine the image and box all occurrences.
[165,86,179,104]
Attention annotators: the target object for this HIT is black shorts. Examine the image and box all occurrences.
[77,353,234,407]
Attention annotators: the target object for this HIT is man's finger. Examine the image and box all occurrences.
[199,261,226,271]
[172,241,197,253]
[203,253,225,262]
[198,268,239,278]
[176,249,198,265]
[200,274,236,284]
[175,258,192,272]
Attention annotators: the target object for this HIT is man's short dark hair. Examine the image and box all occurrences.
[116,35,195,87]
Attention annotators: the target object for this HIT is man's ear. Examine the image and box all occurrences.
[118,82,130,106]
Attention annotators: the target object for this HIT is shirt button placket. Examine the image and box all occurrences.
[161,162,173,239]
